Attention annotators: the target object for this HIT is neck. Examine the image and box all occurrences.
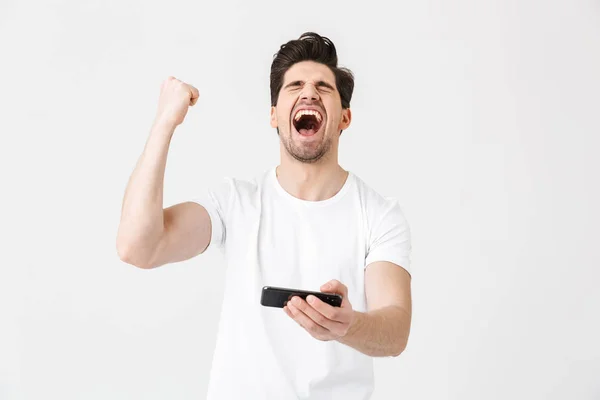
[276,155,349,202]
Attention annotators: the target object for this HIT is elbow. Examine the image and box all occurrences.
[116,240,153,269]
[391,340,408,357]
[391,349,405,358]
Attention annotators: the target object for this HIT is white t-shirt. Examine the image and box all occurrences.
[192,166,412,400]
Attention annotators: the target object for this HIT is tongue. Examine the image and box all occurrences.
[299,128,317,136]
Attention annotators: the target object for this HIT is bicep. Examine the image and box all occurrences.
[364,261,412,315]
[146,202,212,268]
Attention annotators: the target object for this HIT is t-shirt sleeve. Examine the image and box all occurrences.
[189,178,234,251]
[365,198,412,275]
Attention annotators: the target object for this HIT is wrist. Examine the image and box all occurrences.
[340,310,361,341]
[151,118,176,137]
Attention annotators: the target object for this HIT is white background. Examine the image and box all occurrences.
[1,0,599,399]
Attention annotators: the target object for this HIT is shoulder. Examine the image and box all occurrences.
[351,173,410,234]
[212,168,271,204]
[352,173,406,215]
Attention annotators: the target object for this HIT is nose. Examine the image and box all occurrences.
[299,82,320,102]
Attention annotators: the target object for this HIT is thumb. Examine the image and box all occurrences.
[321,279,347,297]
[320,282,332,292]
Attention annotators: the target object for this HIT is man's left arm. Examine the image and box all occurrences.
[284,200,412,357]
[337,261,412,357]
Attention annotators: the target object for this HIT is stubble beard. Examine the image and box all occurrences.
[280,127,332,164]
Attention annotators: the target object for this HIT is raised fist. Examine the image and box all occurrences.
[154,76,199,127]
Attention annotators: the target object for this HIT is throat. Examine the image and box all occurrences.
[275,166,349,202]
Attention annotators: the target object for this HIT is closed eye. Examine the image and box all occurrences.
[285,81,302,90]
[284,80,336,92]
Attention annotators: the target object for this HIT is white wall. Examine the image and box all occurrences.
[1,0,599,398]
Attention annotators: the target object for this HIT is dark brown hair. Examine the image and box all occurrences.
[270,32,354,109]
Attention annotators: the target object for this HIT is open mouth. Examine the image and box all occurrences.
[292,109,324,136]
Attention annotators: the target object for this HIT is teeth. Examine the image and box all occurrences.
[294,109,323,123]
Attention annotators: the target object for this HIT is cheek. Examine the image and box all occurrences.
[282,107,295,124]
[324,103,340,121]
[278,110,291,127]
[325,111,338,127]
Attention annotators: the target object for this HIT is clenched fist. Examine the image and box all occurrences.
[154,76,199,128]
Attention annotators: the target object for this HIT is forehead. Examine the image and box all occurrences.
[282,61,336,85]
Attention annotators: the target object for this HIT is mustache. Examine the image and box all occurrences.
[292,103,325,113]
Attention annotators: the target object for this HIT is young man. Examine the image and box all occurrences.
[117,32,412,399]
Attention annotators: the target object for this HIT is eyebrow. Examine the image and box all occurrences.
[283,80,336,91]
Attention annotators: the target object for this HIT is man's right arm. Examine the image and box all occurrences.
[116,77,208,269]
[141,200,213,269]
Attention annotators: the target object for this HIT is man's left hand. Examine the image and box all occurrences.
[284,279,354,341]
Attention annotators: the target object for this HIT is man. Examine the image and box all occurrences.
[117,32,412,399]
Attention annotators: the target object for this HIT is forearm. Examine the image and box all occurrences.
[116,119,175,266]
[337,305,411,357]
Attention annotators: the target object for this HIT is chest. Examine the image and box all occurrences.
[256,203,367,297]
[223,194,370,310]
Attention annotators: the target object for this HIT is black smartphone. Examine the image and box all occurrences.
[261,286,343,308]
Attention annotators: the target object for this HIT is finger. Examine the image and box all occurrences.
[321,280,349,309]
[305,295,344,322]
[320,281,334,292]
[290,296,343,331]
[284,306,305,330]
[189,85,199,106]
[287,302,329,336]
[322,279,348,298]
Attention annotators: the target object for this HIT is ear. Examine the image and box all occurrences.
[339,108,352,131]
[270,106,278,129]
